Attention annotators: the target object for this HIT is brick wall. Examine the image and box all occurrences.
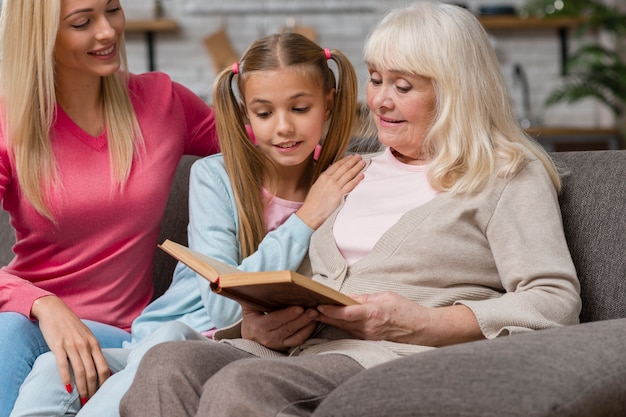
[123,0,615,129]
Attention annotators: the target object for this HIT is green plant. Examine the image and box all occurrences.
[522,0,626,124]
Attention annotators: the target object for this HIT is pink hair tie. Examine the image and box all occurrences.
[323,48,331,60]
[232,62,239,74]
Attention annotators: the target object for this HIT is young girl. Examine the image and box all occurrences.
[10,32,364,417]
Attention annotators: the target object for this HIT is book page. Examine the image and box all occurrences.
[159,239,240,282]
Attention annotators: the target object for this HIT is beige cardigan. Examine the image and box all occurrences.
[216,155,582,369]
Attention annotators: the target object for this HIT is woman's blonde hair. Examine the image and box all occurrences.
[364,1,560,193]
[213,32,358,258]
[0,0,144,220]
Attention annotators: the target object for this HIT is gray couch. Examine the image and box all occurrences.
[2,150,625,415]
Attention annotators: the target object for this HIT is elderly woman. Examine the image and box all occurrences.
[120,2,581,416]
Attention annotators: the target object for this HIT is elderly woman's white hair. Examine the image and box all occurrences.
[364,1,560,193]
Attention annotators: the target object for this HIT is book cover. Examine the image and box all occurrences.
[158,239,358,312]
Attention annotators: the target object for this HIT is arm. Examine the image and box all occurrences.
[459,159,581,337]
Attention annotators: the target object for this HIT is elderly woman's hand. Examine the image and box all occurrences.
[240,305,319,351]
[316,292,484,347]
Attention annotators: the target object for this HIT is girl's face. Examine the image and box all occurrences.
[54,0,125,82]
[366,66,437,164]
[243,67,334,169]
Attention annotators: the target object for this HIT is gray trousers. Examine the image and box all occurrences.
[119,340,364,417]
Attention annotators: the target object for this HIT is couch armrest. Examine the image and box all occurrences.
[314,319,626,417]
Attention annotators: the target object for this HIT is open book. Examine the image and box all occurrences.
[158,239,358,312]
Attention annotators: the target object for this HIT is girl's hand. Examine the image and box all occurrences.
[240,305,319,351]
[31,296,111,405]
[316,292,484,347]
[297,154,365,229]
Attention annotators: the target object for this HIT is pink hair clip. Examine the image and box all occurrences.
[232,62,239,74]
[324,48,331,60]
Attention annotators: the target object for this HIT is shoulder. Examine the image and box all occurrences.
[126,71,172,96]
[189,154,236,203]
[190,154,229,182]
[486,153,558,208]
[506,153,554,189]
[126,72,199,102]
[452,154,555,210]
[127,71,172,90]
[192,153,226,170]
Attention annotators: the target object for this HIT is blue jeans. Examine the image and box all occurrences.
[9,321,206,417]
[0,312,131,417]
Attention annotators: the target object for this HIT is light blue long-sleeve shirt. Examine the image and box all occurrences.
[131,154,314,339]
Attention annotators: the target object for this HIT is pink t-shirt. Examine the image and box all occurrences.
[0,72,218,331]
[262,188,304,232]
[333,147,439,265]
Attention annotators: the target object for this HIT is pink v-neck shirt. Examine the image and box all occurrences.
[0,72,218,331]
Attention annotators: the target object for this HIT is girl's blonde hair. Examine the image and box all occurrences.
[364,1,561,193]
[0,0,144,220]
[213,32,358,258]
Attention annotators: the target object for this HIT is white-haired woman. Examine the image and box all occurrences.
[120,3,581,416]
[0,0,218,414]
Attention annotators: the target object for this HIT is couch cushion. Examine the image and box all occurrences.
[551,151,626,322]
[151,155,199,299]
[0,208,13,267]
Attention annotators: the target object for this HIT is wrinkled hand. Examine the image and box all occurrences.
[240,305,319,351]
[316,292,428,343]
[31,296,111,404]
[317,292,484,347]
[297,154,365,229]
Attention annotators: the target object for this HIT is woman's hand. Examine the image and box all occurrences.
[297,154,365,230]
[316,292,484,347]
[240,305,319,351]
[31,295,111,405]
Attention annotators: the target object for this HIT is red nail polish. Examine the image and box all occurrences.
[65,384,72,394]
[80,397,87,406]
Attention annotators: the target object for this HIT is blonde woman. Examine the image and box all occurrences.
[121,3,581,417]
[0,0,217,413]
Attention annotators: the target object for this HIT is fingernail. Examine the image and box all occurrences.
[65,384,72,393]
[80,397,87,406]
[109,369,113,376]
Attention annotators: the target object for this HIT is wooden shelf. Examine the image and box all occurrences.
[478,16,584,31]
[526,127,619,137]
[526,127,621,151]
[125,19,179,72]
[478,16,586,76]
[125,18,179,33]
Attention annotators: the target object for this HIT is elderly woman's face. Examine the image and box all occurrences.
[366,67,436,164]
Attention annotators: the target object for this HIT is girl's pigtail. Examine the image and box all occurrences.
[313,49,359,180]
[213,64,267,258]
